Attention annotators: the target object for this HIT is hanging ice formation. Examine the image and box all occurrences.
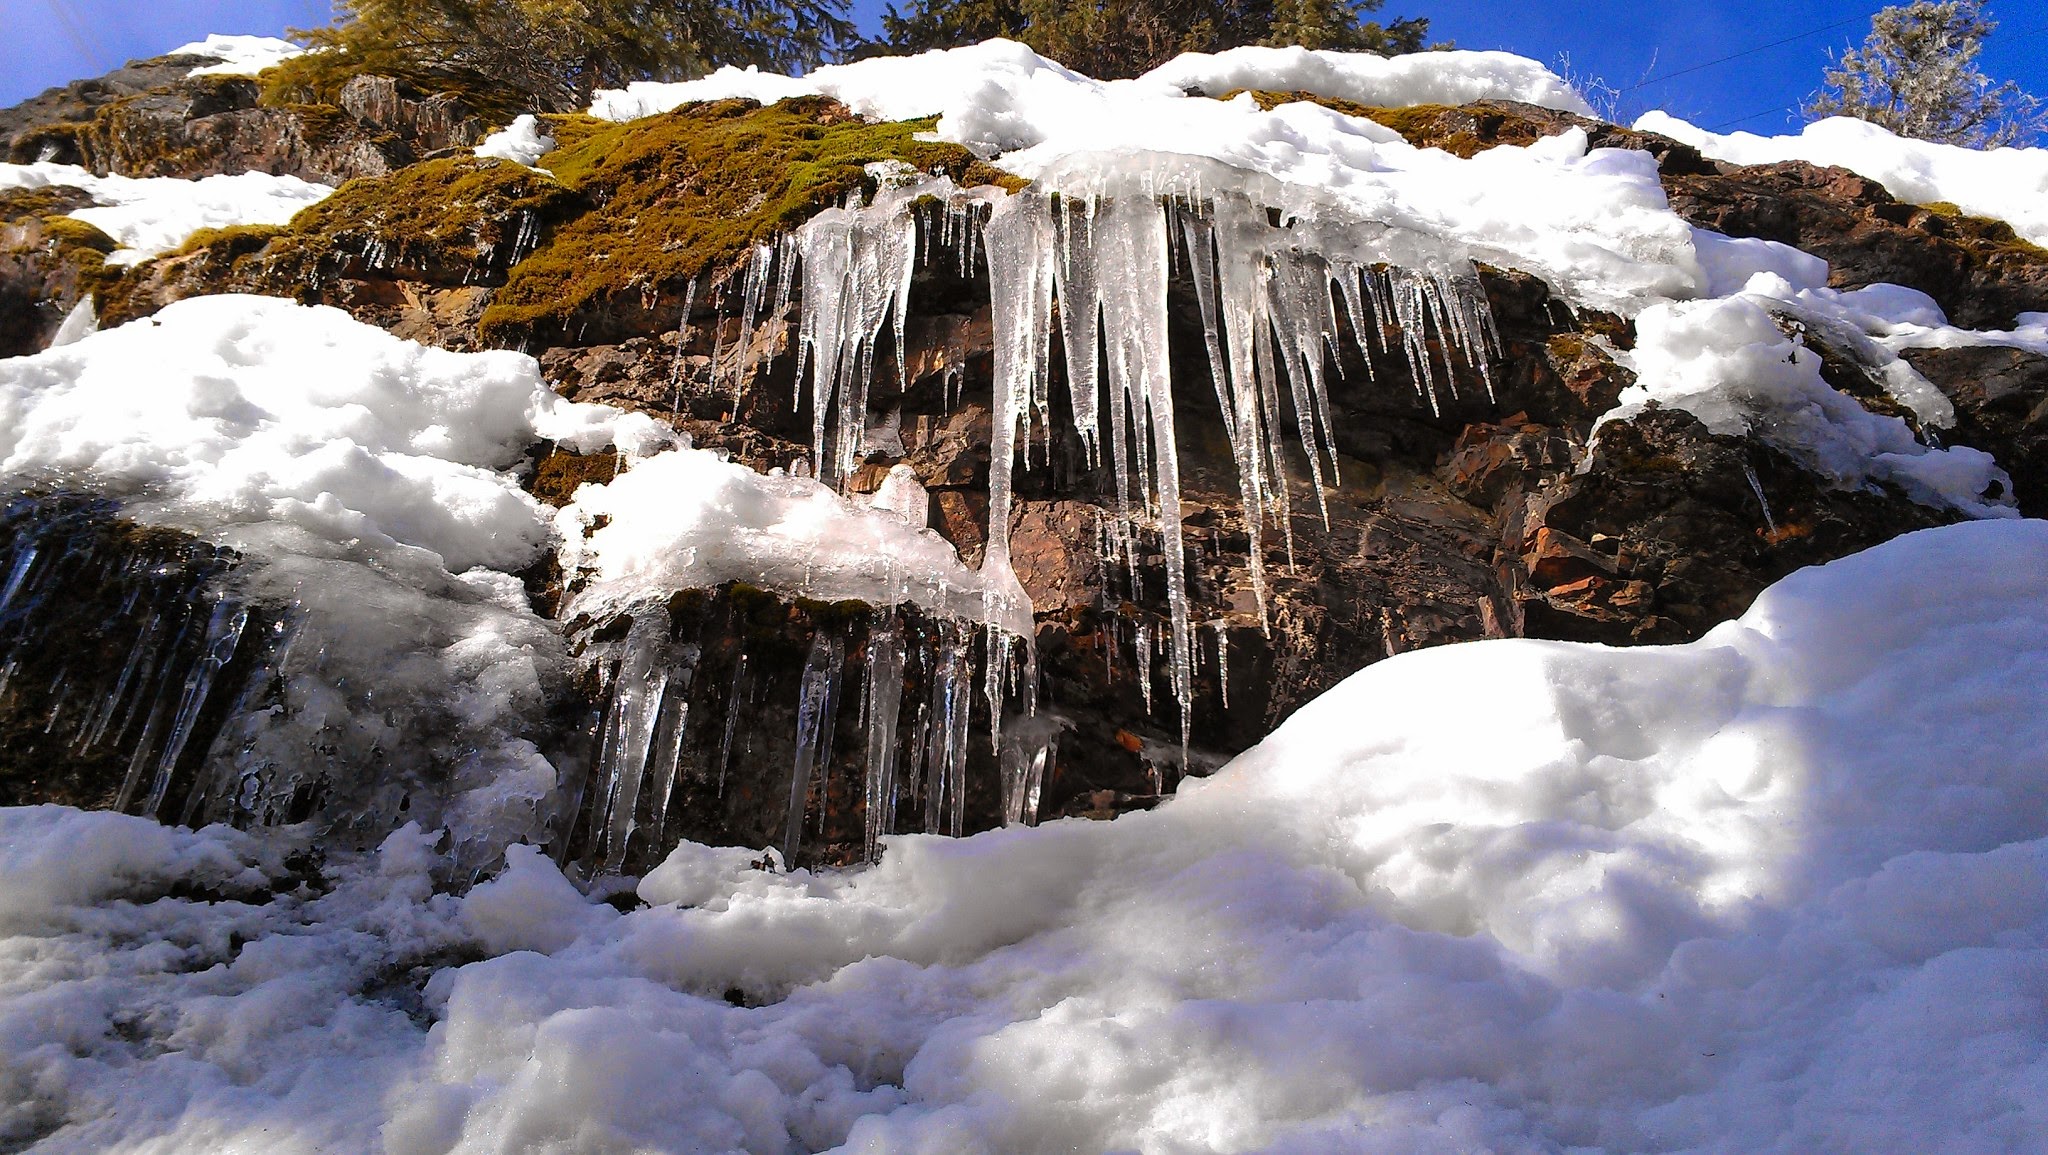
[770,171,1497,740]
[571,162,1501,869]
[0,494,258,825]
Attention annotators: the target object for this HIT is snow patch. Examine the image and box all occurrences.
[170,34,307,78]
[1609,285,2012,517]
[474,114,556,169]
[0,161,334,266]
[0,294,665,571]
[555,447,1030,637]
[1638,111,2048,248]
[1141,44,1594,114]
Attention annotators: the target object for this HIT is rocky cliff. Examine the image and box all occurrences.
[3,48,2044,872]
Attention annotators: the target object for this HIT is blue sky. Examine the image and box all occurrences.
[4,0,2045,136]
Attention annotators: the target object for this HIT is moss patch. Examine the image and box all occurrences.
[0,188,127,308]
[1911,200,2048,264]
[260,156,577,285]
[477,96,1022,347]
[143,156,578,308]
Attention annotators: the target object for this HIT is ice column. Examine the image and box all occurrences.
[861,620,906,861]
[783,630,845,865]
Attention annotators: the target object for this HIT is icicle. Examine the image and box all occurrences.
[716,653,748,798]
[597,607,672,873]
[1743,461,1778,536]
[644,644,699,852]
[731,242,776,405]
[139,599,249,817]
[1212,620,1231,709]
[793,179,920,485]
[861,619,905,862]
[669,273,700,411]
[919,623,973,837]
[50,296,98,348]
[782,630,844,866]
[1134,622,1154,717]
[998,715,1059,827]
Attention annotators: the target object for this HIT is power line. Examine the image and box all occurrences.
[39,0,107,64]
[1623,14,1868,92]
[1708,104,1799,132]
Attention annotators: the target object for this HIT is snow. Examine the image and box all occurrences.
[5,521,2048,1150]
[0,297,673,857]
[170,34,307,79]
[0,294,664,572]
[1141,44,1595,114]
[6,39,2048,1153]
[590,46,1679,315]
[592,39,1593,125]
[474,114,555,169]
[1608,279,2013,518]
[0,161,334,266]
[1637,111,2048,248]
[555,446,1033,638]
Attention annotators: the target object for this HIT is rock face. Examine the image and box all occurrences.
[1665,161,2048,331]
[6,71,2047,869]
[3,55,483,184]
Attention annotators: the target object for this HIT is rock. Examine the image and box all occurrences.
[3,60,484,184]
[1902,344,2048,516]
[1663,160,2048,331]
[1514,405,1952,643]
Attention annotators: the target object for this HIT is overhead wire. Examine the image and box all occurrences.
[1622,13,1869,92]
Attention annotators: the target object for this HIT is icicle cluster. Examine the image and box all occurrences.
[972,185,1499,741]
[566,601,1035,872]
[569,166,1501,869]
[0,493,258,824]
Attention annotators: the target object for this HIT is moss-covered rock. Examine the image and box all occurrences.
[239,156,576,287]
[0,188,128,354]
[478,96,1023,348]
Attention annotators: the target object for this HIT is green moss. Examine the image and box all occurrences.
[479,96,1023,347]
[161,157,577,298]
[37,216,118,255]
[1230,89,1386,121]
[528,447,623,507]
[260,48,527,124]
[0,187,96,227]
[1918,202,2048,264]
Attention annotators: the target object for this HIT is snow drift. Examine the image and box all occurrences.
[3,520,2046,1151]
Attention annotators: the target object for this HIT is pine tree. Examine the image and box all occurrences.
[875,0,1427,80]
[1805,0,2042,148]
[265,0,856,116]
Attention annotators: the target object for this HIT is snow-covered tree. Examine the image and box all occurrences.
[1805,0,2042,147]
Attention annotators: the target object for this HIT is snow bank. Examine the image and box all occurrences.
[0,161,334,266]
[170,34,307,78]
[474,114,555,169]
[6,521,2048,1150]
[1140,45,1594,114]
[0,295,663,571]
[592,40,1590,126]
[557,450,1030,635]
[1638,111,2048,248]
[0,298,678,855]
